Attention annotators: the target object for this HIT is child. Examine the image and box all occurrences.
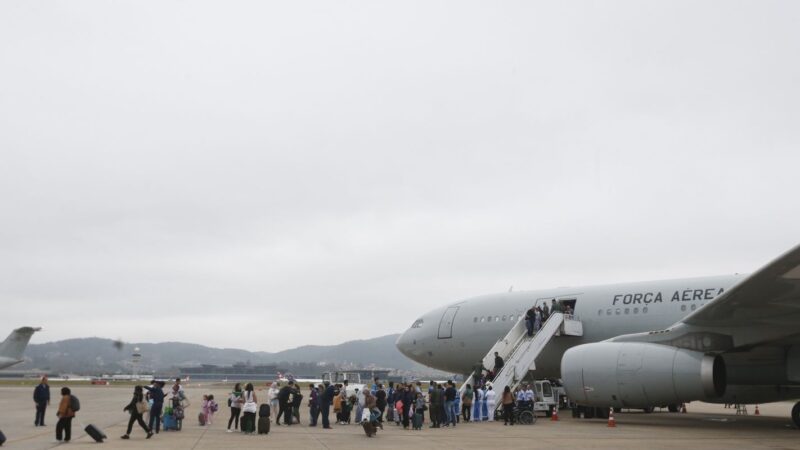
[413,392,425,430]
[205,395,218,425]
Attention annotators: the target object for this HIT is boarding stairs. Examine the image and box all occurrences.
[459,312,583,412]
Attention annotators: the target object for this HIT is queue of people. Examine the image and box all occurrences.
[32,375,540,443]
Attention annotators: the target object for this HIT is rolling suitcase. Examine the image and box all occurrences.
[84,424,106,443]
[412,412,423,430]
[163,413,178,431]
[361,420,377,437]
[259,403,271,418]
[257,416,270,435]
[0,429,6,446]
[198,412,206,426]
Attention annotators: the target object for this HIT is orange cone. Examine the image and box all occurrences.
[607,407,616,427]
[681,403,687,413]
[755,405,760,416]
[551,405,559,421]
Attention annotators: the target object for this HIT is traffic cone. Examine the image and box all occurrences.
[755,405,760,416]
[681,403,687,413]
[607,407,616,427]
[551,405,559,421]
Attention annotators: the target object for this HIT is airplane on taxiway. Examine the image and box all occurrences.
[0,327,41,370]
[396,243,800,427]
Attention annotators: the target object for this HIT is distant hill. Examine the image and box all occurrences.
[13,334,443,377]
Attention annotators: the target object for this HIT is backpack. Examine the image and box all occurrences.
[69,395,81,412]
[211,401,219,412]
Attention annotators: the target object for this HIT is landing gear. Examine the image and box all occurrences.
[642,406,654,414]
[791,402,800,428]
[668,404,680,413]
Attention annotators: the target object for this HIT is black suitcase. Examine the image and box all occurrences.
[0,429,6,446]
[259,403,271,418]
[85,424,106,442]
[257,416,270,435]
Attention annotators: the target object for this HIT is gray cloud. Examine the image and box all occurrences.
[1,0,799,351]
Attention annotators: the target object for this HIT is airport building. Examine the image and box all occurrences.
[178,362,279,381]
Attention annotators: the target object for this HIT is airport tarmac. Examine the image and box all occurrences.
[2,384,800,449]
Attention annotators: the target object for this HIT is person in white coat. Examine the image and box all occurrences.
[268,382,280,416]
[485,386,497,421]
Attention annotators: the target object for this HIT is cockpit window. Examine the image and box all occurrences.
[411,319,424,328]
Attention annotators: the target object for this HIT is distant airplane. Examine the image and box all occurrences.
[397,243,800,427]
[0,327,41,370]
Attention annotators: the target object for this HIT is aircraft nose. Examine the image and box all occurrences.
[395,331,413,358]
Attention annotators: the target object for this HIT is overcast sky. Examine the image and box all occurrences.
[2,1,799,352]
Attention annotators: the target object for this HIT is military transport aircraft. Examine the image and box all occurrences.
[0,327,41,370]
[396,243,800,427]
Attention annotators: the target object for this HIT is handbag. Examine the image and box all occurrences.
[136,401,149,414]
[242,392,257,414]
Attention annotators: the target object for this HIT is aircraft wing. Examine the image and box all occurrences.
[611,243,800,352]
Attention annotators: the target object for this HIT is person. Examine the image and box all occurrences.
[485,385,496,421]
[401,384,413,429]
[364,389,382,429]
[525,305,536,337]
[276,381,293,425]
[240,383,257,434]
[461,384,473,422]
[413,391,425,430]
[534,306,542,332]
[33,376,50,427]
[355,388,364,427]
[308,383,320,426]
[385,382,395,423]
[471,385,483,421]
[429,383,442,428]
[291,385,303,425]
[444,381,458,427]
[375,384,387,423]
[121,385,153,439]
[542,301,550,322]
[55,387,75,443]
[493,352,504,374]
[523,384,534,410]
[268,381,280,422]
[143,381,165,433]
[320,381,335,429]
[501,386,515,425]
[551,298,561,313]
[227,383,243,432]
[333,389,344,424]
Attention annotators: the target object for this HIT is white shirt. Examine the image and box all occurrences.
[523,389,534,401]
[485,389,497,403]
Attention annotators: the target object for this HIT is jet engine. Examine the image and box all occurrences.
[561,342,726,408]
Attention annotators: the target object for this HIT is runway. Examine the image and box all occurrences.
[2,384,800,449]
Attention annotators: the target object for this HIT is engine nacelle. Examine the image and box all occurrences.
[561,342,726,408]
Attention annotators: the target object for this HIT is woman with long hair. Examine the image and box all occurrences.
[501,386,515,425]
[121,386,153,440]
[240,383,258,434]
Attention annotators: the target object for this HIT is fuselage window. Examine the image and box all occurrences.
[691,304,697,311]
[486,316,492,322]
[643,307,649,314]
[624,308,630,314]
[598,309,602,316]
[615,308,621,315]
[633,307,639,314]
[606,309,612,315]
[495,316,500,322]
[411,319,424,328]
[480,317,486,322]
[474,317,478,323]
[681,305,686,312]
[502,315,507,321]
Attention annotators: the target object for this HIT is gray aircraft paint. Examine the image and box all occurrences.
[396,275,743,375]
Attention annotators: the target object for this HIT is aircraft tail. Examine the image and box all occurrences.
[0,327,41,361]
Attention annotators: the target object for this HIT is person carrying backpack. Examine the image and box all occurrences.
[56,387,77,443]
